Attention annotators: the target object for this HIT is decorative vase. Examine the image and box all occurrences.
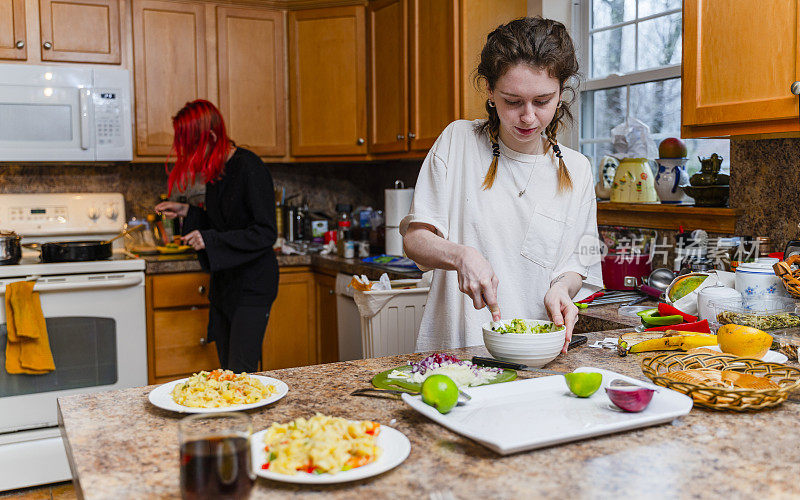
[654,158,690,203]
[610,158,659,203]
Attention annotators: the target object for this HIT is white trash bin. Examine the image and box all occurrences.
[354,278,429,358]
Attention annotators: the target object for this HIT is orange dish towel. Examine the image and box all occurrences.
[5,280,55,374]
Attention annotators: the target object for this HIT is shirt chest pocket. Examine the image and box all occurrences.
[521,206,574,269]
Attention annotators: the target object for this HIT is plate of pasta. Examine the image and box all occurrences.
[148,369,288,413]
[252,413,411,484]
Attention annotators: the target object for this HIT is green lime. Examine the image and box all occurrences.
[421,374,459,414]
[564,372,603,398]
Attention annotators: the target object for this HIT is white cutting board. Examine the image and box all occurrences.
[402,367,692,455]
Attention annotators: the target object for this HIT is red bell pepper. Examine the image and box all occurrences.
[657,303,698,323]
[645,319,710,333]
[577,291,605,304]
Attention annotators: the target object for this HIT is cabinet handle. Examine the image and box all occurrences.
[792,82,800,95]
[15,40,24,49]
[199,337,208,346]
[43,41,52,50]
[357,138,365,145]
[408,132,416,139]
[397,134,405,140]
[328,289,334,295]
[198,285,206,295]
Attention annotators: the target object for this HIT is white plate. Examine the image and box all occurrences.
[252,425,410,484]
[701,344,788,363]
[402,367,693,455]
[147,375,288,413]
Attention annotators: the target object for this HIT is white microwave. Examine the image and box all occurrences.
[0,63,132,161]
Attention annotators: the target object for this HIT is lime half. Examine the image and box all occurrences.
[564,372,603,398]
[421,374,459,414]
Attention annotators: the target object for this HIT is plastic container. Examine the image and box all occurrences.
[710,296,800,331]
[354,279,429,358]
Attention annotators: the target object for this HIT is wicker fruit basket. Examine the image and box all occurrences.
[773,255,800,299]
[641,351,800,411]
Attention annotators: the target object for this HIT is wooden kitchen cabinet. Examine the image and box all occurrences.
[682,0,800,137]
[132,0,207,156]
[216,5,286,157]
[39,0,121,64]
[315,271,338,364]
[262,268,317,370]
[146,272,217,385]
[288,5,367,156]
[0,0,26,60]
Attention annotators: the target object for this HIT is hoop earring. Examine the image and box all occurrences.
[487,99,496,108]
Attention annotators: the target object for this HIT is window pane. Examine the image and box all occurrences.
[637,13,682,71]
[684,139,730,176]
[638,0,680,18]
[581,87,627,140]
[592,0,635,29]
[591,25,636,78]
[629,78,680,136]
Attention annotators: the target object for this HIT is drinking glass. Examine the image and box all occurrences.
[178,412,254,500]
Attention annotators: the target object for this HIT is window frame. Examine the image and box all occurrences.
[572,0,682,158]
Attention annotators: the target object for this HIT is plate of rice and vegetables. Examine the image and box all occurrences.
[253,413,410,484]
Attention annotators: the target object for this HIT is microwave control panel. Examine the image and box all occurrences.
[93,89,123,148]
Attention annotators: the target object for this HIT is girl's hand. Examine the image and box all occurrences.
[154,201,189,219]
[455,246,501,321]
[182,230,205,250]
[544,282,579,353]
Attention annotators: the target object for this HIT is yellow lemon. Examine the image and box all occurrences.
[717,324,773,358]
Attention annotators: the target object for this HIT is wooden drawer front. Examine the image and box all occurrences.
[153,307,219,378]
[152,273,210,308]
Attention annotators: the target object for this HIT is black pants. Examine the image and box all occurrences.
[208,304,270,373]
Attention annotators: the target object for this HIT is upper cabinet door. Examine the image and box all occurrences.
[39,0,121,64]
[132,0,206,156]
[0,0,26,60]
[368,0,408,154]
[682,0,800,136]
[409,0,458,152]
[288,6,366,156]
[217,6,286,157]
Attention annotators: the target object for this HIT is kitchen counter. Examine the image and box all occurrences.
[140,252,423,281]
[58,326,800,499]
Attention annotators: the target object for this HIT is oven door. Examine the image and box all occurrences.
[0,271,146,433]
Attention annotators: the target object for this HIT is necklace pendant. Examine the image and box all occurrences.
[518,190,524,197]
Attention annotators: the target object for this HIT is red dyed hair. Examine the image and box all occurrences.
[166,99,232,196]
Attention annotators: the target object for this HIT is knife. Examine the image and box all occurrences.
[471,356,566,375]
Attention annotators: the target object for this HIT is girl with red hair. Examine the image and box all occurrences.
[156,99,278,373]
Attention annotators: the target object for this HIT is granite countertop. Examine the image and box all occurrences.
[58,324,800,499]
[141,253,422,281]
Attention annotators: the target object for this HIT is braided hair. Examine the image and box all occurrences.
[475,17,579,192]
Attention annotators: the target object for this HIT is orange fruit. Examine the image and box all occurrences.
[716,324,773,358]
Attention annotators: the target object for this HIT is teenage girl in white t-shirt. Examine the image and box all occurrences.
[401,17,603,352]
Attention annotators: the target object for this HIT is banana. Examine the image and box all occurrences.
[628,334,717,353]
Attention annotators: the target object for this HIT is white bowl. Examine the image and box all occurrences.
[735,261,787,298]
[481,319,566,368]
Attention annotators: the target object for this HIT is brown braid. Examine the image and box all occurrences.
[544,105,572,192]
[481,100,502,190]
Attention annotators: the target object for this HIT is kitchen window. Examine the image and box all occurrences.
[575,0,729,178]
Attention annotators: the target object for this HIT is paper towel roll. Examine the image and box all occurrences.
[385,187,414,227]
[385,226,403,256]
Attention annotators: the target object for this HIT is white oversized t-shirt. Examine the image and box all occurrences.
[400,120,604,351]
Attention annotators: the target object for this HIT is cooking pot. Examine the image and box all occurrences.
[601,254,653,290]
[38,240,113,263]
[0,230,21,265]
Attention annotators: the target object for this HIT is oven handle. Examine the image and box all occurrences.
[79,89,91,150]
[0,275,142,294]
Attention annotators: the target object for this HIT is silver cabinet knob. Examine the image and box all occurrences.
[198,285,207,295]
[357,138,365,145]
[408,132,416,139]
[199,337,208,346]
[328,289,334,295]
[397,134,405,140]
[15,40,24,49]
[43,41,52,50]
[792,81,800,95]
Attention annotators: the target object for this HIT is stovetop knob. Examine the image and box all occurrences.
[87,206,99,221]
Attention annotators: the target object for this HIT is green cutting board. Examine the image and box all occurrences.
[371,366,517,393]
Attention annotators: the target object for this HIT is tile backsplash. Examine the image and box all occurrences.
[0,160,423,223]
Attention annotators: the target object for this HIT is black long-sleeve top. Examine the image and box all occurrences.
[182,147,279,314]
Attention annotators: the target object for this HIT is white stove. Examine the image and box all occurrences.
[0,193,147,491]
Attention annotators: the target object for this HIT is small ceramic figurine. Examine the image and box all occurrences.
[594,156,619,199]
